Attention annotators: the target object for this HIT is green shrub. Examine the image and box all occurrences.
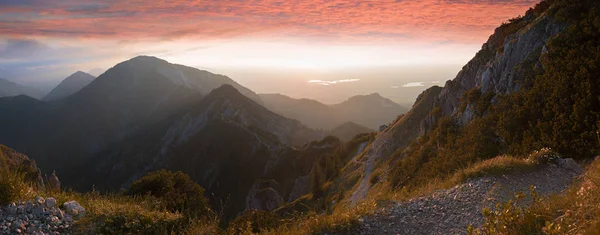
[128,170,210,218]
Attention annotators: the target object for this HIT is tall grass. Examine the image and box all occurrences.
[0,145,34,205]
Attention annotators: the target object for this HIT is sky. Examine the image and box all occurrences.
[0,0,541,104]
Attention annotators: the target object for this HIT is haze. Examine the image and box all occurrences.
[0,0,539,104]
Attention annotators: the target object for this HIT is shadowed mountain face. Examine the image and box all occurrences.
[78,84,326,220]
[0,79,45,99]
[260,93,408,130]
[43,71,96,102]
[0,56,265,180]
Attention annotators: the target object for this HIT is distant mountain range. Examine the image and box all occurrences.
[0,78,45,99]
[260,93,408,130]
[0,56,344,220]
[43,71,96,102]
[0,56,267,172]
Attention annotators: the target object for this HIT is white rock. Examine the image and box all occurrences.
[63,201,84,217]
[45,198,56,208]
[35,196,44,205]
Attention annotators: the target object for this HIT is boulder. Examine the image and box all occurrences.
[45,197,56,208]
[62,201,85,217]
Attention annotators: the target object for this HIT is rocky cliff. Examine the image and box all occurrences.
[430,8,565,128]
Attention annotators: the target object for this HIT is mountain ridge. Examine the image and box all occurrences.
[260,92,408,130]
[0,79,45,99]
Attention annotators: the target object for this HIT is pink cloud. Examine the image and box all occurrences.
[0,0,541,43]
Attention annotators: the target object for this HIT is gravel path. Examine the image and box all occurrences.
[348,159,582,235]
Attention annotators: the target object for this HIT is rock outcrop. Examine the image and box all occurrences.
[428,10,566,129]
[0,145,43,188]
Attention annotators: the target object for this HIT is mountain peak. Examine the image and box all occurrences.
[126,55,168,65]
[43,71,96,102]
[211,84,239,94]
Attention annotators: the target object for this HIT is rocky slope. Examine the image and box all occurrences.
[0,79,45,99]
[43,71,95,102]
[352,158,582,234]
[260,93,407,130]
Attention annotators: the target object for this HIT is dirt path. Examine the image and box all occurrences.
[348,142,373,206]
[348,159,583,235]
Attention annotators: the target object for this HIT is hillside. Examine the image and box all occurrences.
[43,71,95,102]
[0,79,45,99]
[260,93,407,130]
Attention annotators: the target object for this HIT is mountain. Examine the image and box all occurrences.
[0,56,265,180]
[43,71,96,102]
[260,94,335,129]
[328,122,374,142]
[260,93,408,130]
[0,79,45,99]
[78,84,326,220]
[333,93,408,129]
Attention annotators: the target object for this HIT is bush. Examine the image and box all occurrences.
[128,170,210,218]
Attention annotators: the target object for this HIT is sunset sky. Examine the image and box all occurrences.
[0,0,540,104]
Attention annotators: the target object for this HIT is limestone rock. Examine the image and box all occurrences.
[47,171,60,192]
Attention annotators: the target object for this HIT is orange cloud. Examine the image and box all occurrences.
[0,0,540,43]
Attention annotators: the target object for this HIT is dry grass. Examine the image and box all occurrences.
[262,152,549,235]
[260,197,378,235]
[471,156,600,234]
[452,155,538,183]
